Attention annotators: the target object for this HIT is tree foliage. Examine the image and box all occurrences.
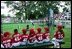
[4,1,71,19]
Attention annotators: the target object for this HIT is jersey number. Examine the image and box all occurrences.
[38,36,42,40]
[4,43,10,48]
[15,37,20,41]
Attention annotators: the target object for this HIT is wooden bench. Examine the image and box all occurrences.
[12,41,65,48]
[12,41,54,48]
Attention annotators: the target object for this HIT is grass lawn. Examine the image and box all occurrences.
[1,23,71,48]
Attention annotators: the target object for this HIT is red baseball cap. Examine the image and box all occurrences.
[29,28,35,34]
[22,29,27,34]
[57,25,63,30]
[4,32,10,37]
[44,27,49,31]
[57,22,63,29]
[37,28,41,32]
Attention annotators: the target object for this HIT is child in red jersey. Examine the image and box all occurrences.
[12,29,21,47]
[1,32,4,48]
[52,23,65,48]
[36,28,44,43]
[20,29,29,45]
[2,32,12,48]
[43,27,50,42]
[28,28,37,44]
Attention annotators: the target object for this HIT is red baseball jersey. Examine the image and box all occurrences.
[54,30,65,39]
[20,34,29,42]
[12,33,21,43]
[36,33,43,41]
[43,32,50,39]
[28,34,36,43]
[2,37,12,48]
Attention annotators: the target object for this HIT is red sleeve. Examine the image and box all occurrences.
[36,33,38,39]
[9,38,12,43]
[19,34,23,41]
[42,33,45,39]
[11,37,14,43]
[54,31,58,38]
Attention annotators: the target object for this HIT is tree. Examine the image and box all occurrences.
[4,1,70,19]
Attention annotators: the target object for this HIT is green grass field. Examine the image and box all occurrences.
[1,23,71,48]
